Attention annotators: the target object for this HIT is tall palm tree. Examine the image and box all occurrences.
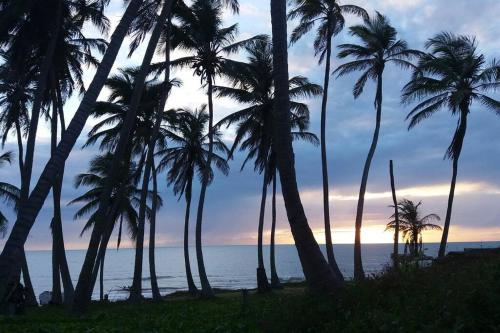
[402,32,500,257]
[166,0,260,297]
[386,199,441,256]
[0,0,143,309]
[157,106,229,295]
[69,153,160,300]
[270,0,342,293]
[287,0,367,280]
[0,152,19,238]
[334,12,421,280]
[215,38,321,292]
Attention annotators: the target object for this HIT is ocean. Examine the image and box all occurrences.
[24,242,500,301]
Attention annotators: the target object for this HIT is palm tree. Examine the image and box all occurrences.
[287,0,367,280]
[402,32,500,258]
[0,0,143,310]
[0,152,19,238]
[270,0,342,293]
[386,199,441,256]
[215,38,321,292]
[157,106,229,295]
[334,12,421,280]
[166,0,260,297]
[69,153,160,300]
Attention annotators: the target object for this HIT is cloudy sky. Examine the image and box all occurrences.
[1,0,500,250]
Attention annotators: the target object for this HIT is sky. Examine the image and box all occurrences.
[1,0,500,250]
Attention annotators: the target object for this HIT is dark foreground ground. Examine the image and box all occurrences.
[2,249,500,332]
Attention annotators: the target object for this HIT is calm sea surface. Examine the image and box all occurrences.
[25,242,500,301]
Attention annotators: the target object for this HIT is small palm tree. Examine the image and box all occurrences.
[386,199,441,256]
[403,33,500,258]
[287,0,367,278]
[0,151,20,237]
[215,37,320,291]
[157,106,229,295]
[334,12,421,280]
[69,153,161,300]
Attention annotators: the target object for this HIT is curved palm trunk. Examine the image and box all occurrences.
[354,74,383,281]
[71,0,165,312]
[183,179,199,294]
[320,35,343,281]
[149,162,161,300]
[270,0,342,294]
[257,167,271,293]
[99,253,105,301]
[20,251,37,306]
[438,112,467,258]
[270,171,281,288]
[194,77,215,298]
[0,0,142,309]
[389,160,399,268]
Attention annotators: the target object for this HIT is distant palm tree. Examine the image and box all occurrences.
[215,38,321,291]
[167,0,260,297]
[288,0,367,279]
[157,106,229,295]
[0,152,19,238]
[270,0,342,293]
[335,12,421,280]
[69,153,161,300]
[402,32,500,258]
[386,199,441,256]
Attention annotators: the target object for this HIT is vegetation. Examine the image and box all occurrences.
[2,250,500,332]
[0,0,499,326]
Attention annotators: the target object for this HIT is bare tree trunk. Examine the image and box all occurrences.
[270,0,342,293]
[21,250,37,306]
[438,112,467,258]
[99,252,104,301]
[149,162,161,300]
[354,73,383,281]
[0,0,143,308]
[270,171,281,289]
[183,179,198,294]
[389,160,399,268]
[195,77,215,298]
[257,167,271,293]
[320,33,343,281]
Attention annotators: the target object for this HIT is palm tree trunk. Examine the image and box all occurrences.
[389,160,399,268]
[270,0,342,294]
[183,179,198,294]
[130,10,173,298]
[194,77,215,298]
[270,170,281,288]
[21,250,37,306]
[438,112,467,258]
[99,251,105,301]
[14,122,24,174]
[320,34,343,281]
[149,162,161,300]
[0,0,143,308]
[353,73,383,281]
[257,167,271,292]
[50,97,62,305]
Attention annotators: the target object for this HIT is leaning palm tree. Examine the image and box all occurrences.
[0,152,20,238]
[157,106,229,295]
[165,0,261,297]
[215,37,321,291]
[0,0,143,310]
[287,0,367,279]
[270,0,342,293]
[386,199,441,256]
[334,12,421,280]
[69,153,161,300]
[402,32,500,258]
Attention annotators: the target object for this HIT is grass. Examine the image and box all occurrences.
[2,249,500,332]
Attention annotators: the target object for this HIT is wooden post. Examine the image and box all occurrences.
[389,160,399,268]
